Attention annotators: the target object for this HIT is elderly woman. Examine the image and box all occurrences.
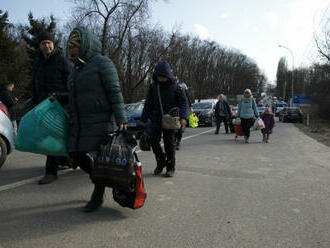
[214,94,231,134]
[237,89,259,143]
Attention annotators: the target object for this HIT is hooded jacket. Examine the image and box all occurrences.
[214,100,231,119]
[238,98,259,119]
[141,61,189,125]
[0,88,17,120]
[32,48,72,105]
[67,28,126,152]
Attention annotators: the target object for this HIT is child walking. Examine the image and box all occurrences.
[260,107,275,143]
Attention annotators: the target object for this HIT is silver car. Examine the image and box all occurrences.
[0,101,15,168]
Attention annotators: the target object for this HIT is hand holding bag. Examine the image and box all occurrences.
[157,84,181,130]
[253,118,265,130]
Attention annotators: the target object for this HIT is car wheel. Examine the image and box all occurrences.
[0,137,8,169]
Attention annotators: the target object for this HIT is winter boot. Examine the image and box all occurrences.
[38,174,58,185]
[84,184,105,212]
[154,155,166,175]
[164,160,175,177]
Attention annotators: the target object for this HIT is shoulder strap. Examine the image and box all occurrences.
[157,84,164,115]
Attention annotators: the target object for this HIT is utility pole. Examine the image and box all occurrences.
[279,45,294,106]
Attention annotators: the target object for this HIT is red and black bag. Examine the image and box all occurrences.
[91,132,137,192]
[112,153,147,209]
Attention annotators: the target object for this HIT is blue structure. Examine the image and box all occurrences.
[293,95,313,105]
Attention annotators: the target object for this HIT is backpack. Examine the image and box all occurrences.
[91,132,137,192]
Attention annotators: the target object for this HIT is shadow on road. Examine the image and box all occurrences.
[0,200,126,244]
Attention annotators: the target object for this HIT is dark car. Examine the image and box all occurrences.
[125,101,146,138]
[279,107,303,123]
[192,101,216,127]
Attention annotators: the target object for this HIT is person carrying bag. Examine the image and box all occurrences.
[141,61,189,177]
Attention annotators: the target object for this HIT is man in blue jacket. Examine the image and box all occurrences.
[141,61,189,177]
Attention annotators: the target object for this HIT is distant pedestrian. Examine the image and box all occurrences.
[237,89,259,143]
[141,62,189,177]
[174,76,192,150]
[32,31,73,185]
[260,107,275,143]
[214,94,231,134]
[0,82,18,134]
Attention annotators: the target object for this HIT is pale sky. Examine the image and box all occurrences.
[3,0,330,83]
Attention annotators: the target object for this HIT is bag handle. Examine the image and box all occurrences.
[133,151,140,162]
[157,84,164,115]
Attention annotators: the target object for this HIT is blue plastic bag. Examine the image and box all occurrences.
[15,98,69,157]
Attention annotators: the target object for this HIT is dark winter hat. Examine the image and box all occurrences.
[38,31,54,44]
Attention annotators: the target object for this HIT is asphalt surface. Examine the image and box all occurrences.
[1,121,330,248]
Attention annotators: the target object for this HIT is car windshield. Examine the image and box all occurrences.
[128,102,144,112]
[193,102,213,109]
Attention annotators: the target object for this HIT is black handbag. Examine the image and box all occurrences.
[91,132,137,192]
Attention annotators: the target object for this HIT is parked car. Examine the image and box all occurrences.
[125,101,146,138]
[192,101,216,127]
[279,107,303,123]
[275,107,284,117]
[0,101,15,168]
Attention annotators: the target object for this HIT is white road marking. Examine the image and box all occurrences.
[0,128,215,192]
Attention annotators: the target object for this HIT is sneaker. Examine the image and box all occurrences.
[164,169,175,177]
[83,199,103,212]
[38,174,58,185]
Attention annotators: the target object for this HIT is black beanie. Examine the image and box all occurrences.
[38,31,54,44]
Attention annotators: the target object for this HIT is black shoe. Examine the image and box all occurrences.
[164,169,175,177]
[83,199,103,212]
[154,164,165,175]
[214,131,219,135]
[176,142,180,151]
[38,174,58,185]
[154,157,165,175]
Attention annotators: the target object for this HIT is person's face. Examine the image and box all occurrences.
[157,76,170,82]
[244,92,251,97]
[7,84,14,91]
[39,40,54,57]
[68,46,80,59]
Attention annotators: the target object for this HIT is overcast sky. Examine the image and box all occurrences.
[3,0,330,83]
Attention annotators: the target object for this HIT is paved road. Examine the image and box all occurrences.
[1,121,330,248]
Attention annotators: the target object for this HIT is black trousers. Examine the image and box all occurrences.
[216,116,228,133]
[150,126,176,170]
[70,152,105,200]
[240,118,254,138]
[45,156,73,176]
[175,126,184,143]
[69,152,93,174]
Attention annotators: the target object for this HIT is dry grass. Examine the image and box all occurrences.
[295,118,330,147]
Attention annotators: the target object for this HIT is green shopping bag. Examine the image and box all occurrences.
[15,98,69,157]
[188,113,199,128]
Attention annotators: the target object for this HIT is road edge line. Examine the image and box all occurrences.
[0,127,214,192]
